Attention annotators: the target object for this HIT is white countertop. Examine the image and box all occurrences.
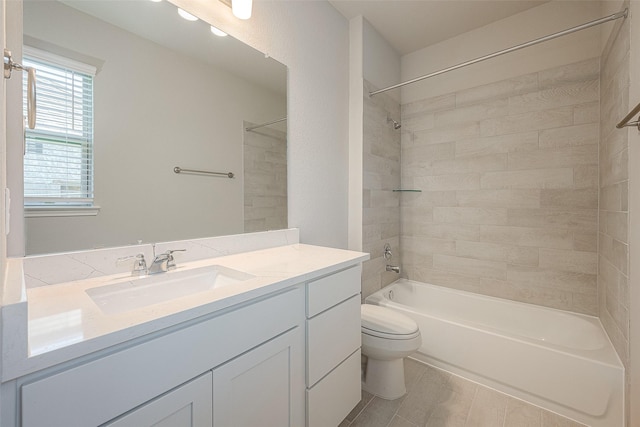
[3,244,368,380]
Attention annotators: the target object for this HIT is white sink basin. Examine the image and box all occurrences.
[86,265,255,315]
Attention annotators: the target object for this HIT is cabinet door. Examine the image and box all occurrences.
[105,372,212,427]
[212,328,304,427]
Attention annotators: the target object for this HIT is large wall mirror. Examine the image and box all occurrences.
[22,0,288,255]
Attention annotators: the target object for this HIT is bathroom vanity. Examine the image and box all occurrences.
[0,235,368,426]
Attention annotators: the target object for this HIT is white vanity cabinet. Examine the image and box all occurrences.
[105,372,213,427]
[20,288,305,427]
[7,244,369,427]
[305,265,362,427]
[212,328,302,426]
[106,328,303,427]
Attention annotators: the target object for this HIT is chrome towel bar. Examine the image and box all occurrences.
[617,102,640,130]
[173,167,234,178]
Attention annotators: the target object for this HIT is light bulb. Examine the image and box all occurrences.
[177,8,198,21]
[210,26,228,37]
[232,0,252,20]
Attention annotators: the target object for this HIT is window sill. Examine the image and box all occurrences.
[25,206,101,218]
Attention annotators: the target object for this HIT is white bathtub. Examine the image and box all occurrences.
[365,279,623,427]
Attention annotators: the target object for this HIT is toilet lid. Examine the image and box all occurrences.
[361,304,419,336]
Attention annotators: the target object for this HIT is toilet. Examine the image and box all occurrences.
[361,304,422,400]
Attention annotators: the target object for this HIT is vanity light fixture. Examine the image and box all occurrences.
[210,26,227,37]
[177,8,198,21]
[232,0,252,20]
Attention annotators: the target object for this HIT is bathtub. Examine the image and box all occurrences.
[365,279,623,427]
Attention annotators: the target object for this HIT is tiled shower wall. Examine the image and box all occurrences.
[400,58,600,315]
[598,8,630,404]
[243,125,287,233]
[361,80,402,299]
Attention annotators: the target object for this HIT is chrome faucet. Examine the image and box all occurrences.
[117,253,148,276]
[148,249,186,274]
[386,265,401,274]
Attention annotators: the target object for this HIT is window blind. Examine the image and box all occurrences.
[22,47,96,206]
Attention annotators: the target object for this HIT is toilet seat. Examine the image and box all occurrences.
[361,304,419,340]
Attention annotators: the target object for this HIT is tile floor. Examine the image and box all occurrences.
[340,358,587,427]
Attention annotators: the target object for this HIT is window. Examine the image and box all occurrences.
[22,47,97,215]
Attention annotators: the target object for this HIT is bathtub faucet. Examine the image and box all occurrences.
[386,265,400,274]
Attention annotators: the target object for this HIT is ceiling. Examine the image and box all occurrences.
[329,0,551,55]
[61,0,287,96]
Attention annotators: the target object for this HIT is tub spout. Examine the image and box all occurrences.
[386,265,400,274]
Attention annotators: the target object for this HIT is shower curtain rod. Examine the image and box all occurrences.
[369,8,628,97]
[245,117,287,131]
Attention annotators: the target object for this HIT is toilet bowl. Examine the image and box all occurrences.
[361,304,421,400]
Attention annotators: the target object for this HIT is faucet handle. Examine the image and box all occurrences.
[117,253,148,276]
[164,249,186,270]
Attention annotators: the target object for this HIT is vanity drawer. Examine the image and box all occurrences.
[307,295,360,386]
[306,265,361,317]
[307,349,361,427]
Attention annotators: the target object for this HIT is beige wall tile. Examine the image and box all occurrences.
[400,191,458,208]
[370,190,400,208]
[573,230,597,253]
[398,59,601,315]
[402,113,434,133]
[508,79,598,115]
[538,123,598,148]
[401,223,481,241]
[457,189,541,208]
[480,168,574,189]
[415,173,480,191]
[480,106,573,137]
[604,211,629,243]
[574,165,598,189]
[455,240,539,266]
[600,148,628,188]
[402,93,456,118]
[455,131,538,158]
[539,248,597,274]
[480,225,574,249]
[572,291,598,316]
[573,101,599,124]
[538,57,599,89]
[541,188,598,209]
[433,207,507,225]
[507,144,597,171]
[600,183,623,212]
[507,208,597,231]
[402,235,456,255]
[434,98,508,127]
[408,267,481,293]
[507,264,596,294]
[600,233,628,275]
[455,73,538,107]
[413,122,480,145]
[424,153,507,175]
[403,142,455,165]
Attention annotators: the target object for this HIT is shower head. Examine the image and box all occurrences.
[387,116,401,130]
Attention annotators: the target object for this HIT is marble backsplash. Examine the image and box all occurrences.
[21,229,299,288]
